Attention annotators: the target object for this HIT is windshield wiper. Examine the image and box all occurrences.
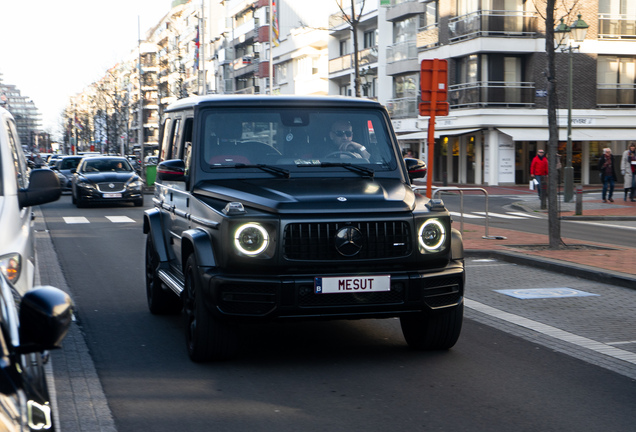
[233,163,290,178]
[300,162,375,178]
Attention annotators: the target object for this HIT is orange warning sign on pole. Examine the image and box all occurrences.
[419,59,449,197]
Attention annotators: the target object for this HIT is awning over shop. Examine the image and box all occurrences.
[397,128,481,140]
[435,128,481,138]
[497,128,635,142]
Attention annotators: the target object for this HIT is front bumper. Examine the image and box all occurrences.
[201,262,465,320]
[76,186,143,203]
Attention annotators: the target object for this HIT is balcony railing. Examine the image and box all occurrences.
[386,96,418,118]
[449,10,537,42]
[598,14,636,39]
[417,24,440,50]
[449,81,535,108]
[386,40,417,64]
[328,46,378,74]
[597,83,636,106]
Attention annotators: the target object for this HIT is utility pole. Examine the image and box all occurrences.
[138,16,145,180]
[201,0,207,95]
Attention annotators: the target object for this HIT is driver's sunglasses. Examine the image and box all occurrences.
[332,130,353,137]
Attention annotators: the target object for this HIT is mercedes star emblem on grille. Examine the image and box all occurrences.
[334,226,363,256]
[109,183,115,189]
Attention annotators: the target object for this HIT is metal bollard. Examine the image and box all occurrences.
[540,179,547,210]
[575,184,583,215]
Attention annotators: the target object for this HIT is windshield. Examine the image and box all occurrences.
[199,108,398,174]
[81,159,133,173]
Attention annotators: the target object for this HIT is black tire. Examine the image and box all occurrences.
[75,194,85,208]
[145,236,182,314]
[400,303,464,350]
[71,191,77,205]
[134,196,144,207]
[184,254,237,362]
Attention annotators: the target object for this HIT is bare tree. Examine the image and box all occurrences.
[335,0,367,97]
[538,0,581,249]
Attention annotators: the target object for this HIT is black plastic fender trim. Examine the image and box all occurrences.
[182,228,217,269]
[143,208,170,263]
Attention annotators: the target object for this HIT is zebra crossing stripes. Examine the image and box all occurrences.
[450,211,541,220]
[63,216,136,224]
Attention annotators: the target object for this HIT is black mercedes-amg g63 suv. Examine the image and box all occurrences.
[143,95,465,362]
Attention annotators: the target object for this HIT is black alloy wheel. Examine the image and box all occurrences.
[184,254,237,362]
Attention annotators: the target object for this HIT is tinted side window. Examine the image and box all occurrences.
[170,119,182,160]
[6,119,28,189]
[159,118,173,162]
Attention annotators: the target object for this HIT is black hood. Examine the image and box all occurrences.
[194,177,418,214]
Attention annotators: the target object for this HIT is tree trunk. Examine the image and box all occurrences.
[545,0,562,249]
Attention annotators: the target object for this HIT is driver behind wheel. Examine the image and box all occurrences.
[327,120,370,159]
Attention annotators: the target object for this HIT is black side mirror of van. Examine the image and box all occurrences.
[18,286,73,353]
[17,169,61,208]
[157,159,186,182]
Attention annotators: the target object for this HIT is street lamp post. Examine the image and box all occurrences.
[554,14,588,203]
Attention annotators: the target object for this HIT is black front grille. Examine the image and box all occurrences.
[284,221,411,261]
[97,182,125,192]
[421,275,463,308]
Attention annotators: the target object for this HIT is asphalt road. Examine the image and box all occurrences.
[40,195,636,432]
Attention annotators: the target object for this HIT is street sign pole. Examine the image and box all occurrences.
[419,59,449,198]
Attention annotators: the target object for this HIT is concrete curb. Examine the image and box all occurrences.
[465,249,636,290]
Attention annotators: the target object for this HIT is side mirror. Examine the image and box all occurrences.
[18,286,73,353]
[17,169,61,208]
[157,159,186,182]
[404,157,428,181]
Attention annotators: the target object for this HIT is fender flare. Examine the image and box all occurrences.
[143,208,169,263]
[450,228,464,260]
[182,228,217,269]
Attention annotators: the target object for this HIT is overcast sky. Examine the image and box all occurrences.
[0,0,172,138]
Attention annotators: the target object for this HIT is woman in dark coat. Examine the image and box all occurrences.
[597,147,618,203]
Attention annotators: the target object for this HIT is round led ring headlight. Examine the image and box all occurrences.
[234,223,269,256]
[418,219,446,252]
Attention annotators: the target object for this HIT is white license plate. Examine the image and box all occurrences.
[103,193,122,198]
[315,275,391,294]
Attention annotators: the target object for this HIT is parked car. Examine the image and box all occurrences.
[0,272,73,431]
[144,155,158,165]
[144,95,465,362]
[0,107,61,295]
[71,156,144,207]
[51,155,84,192]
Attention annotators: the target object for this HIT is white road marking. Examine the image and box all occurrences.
[449,211,485,219]
[63,217,90,224]
[507,212,543,218]
[473,211,525,219]
[466,299,636,365]
[105,216,135,223]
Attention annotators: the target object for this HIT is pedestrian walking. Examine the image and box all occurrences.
[620,142,636,202]
[530,149,548,199]
[597,148,617,203]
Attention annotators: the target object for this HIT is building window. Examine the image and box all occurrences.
[598,0,636,39]
[420,0,438,28]
[339,40,348,56]
[274,62,288,85]
[363,30,376,48]
[450,54,533,108]
[597,56,636,106]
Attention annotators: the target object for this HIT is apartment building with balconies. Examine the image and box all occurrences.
[394,0,636,186]
[328,1,381,100]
